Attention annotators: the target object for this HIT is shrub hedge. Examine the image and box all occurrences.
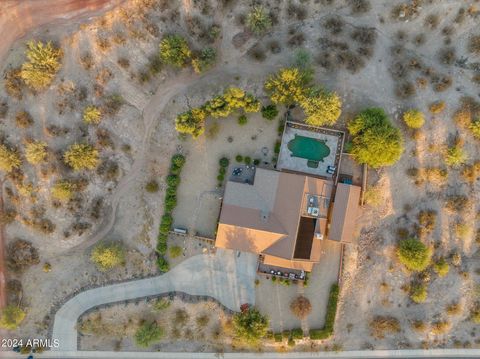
[309,283,339,340]
[156,154,186,271]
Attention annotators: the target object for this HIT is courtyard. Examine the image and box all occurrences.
[277,122,344,180]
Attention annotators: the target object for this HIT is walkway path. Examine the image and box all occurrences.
[51,249,257,351]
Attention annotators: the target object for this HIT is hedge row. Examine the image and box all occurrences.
[217,157,229,187]
[156,154,186,272]
[309,283,339,340]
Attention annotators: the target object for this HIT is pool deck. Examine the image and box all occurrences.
[277,122,344,179]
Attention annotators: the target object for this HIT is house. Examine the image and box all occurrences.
[215,167,361,273]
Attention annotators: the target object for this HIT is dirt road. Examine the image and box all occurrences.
[0,0,124,65]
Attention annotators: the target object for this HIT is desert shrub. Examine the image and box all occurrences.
[454,97,480,127]
[91,242,125,271]
[397,238,431,271]
[417,210,436,235]
[157,255,170,272]
[103,94,124,116]
[264,67,309,106]
[471,306,480,324]
[169,245,182,258]
[159,214,173,234]
[235,154,243,162]
[438,47,456,65]
[232,307,269,343]
[309,284,339,340]
[135,321,164,347]
[455,222,470,239]
[246,6,272,35]
[411,320,427,332]
[348,108,404,168]
[324,17,344,35]
[25,141,47,165]
[63,143,99,171]
[175,108,207,138]
[153,298,171,311]
[468,35,480,55]
[20,41,62,90]
[403,109,425,129]
[431,321,450,335]
[117,57,130,68]
[145,180,159,193]
[445,145,467,167]
[166,174,180,188]
[351,27,376,45]
[470,120,480,139]
[4,68,23,99]
[348,0,371,14]
[290,296,312,319]
[238,115,248,126]
[83,106,102,124]
[0,305,26,330]
[291,328,304,340]
[219,157,229,168]
[244,156,251,165]
[261,104,279,120]
[192,47,216,74]
[410,283,427,303]
[363,186,382,207]
[369,316,400,339]
[51,180,76,201]
[0,144,21,173]
[300,89,342,127]
[429,101,446,114]
[445,194,470,212]
[446,302,462,316]
[7,239,39,272]
[15,110,33,128]
[159,35,191,68]
[196,313,210,328]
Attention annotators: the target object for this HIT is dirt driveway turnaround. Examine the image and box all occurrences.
[52,249,257,351]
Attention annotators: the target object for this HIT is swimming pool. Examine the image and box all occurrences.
[287,134,331,167]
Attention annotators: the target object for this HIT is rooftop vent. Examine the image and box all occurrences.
[260,210,269,222]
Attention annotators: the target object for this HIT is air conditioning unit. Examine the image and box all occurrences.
[311,207,319,216]
[315,232,324,240]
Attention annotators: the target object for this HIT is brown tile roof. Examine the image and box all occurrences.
[328,183,361,243]
[263,255,314,272]
[215,168,334,269]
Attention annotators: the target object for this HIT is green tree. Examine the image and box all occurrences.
[403,109,425,129]
[175,108,206,138]
[232,307,269,344]
[397,238,431,272]
[192,47,216,74]
[83,106,102,124]
[0,144,21,173]
[300,88,342,126]
[91,242,125,271]
[159,35,191,68]
[264,68,309,106]
[261,104,279,120]
[348,108,404,168]
[246,6,272,35]
[410,283,427,303]
[63,143,99,171]
[433,257,449,277]
[0,305,26,330]
[20,41,62,90]
[445,145,467,167]
[25,141,47,165]
[134,321,164,347]
[51,180,76,201]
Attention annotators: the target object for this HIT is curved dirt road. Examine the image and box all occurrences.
[0,0,124,65]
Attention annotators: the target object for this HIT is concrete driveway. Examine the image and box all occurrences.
[51,249,257,351]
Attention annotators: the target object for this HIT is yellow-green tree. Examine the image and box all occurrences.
[159,35,191,68]
[0,305,26,330]
[300,89,342,126]
[0,144,21,173]
[20,41,62,90]
[25,141,47,165]
[83,106,102,124]
[264,68,308,106]
[51,180,76,201]
[91,242,125,271]
[403,109,425,129]
[63,143,99,171]
[175,108,207,138]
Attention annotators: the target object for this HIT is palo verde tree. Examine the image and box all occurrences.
[264,67,309,106]
[300,88,342,126]
[403,109,425,129]
[20,40,62,90]
[0,305,26,330]
[25,141,47,165]
[51,179,76,201]
[83,106,102,124]
[91,242,125,271]
[159,35,192,68]
[63,143,99,171]
[348,108,404,168]
[175,108,207,138]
